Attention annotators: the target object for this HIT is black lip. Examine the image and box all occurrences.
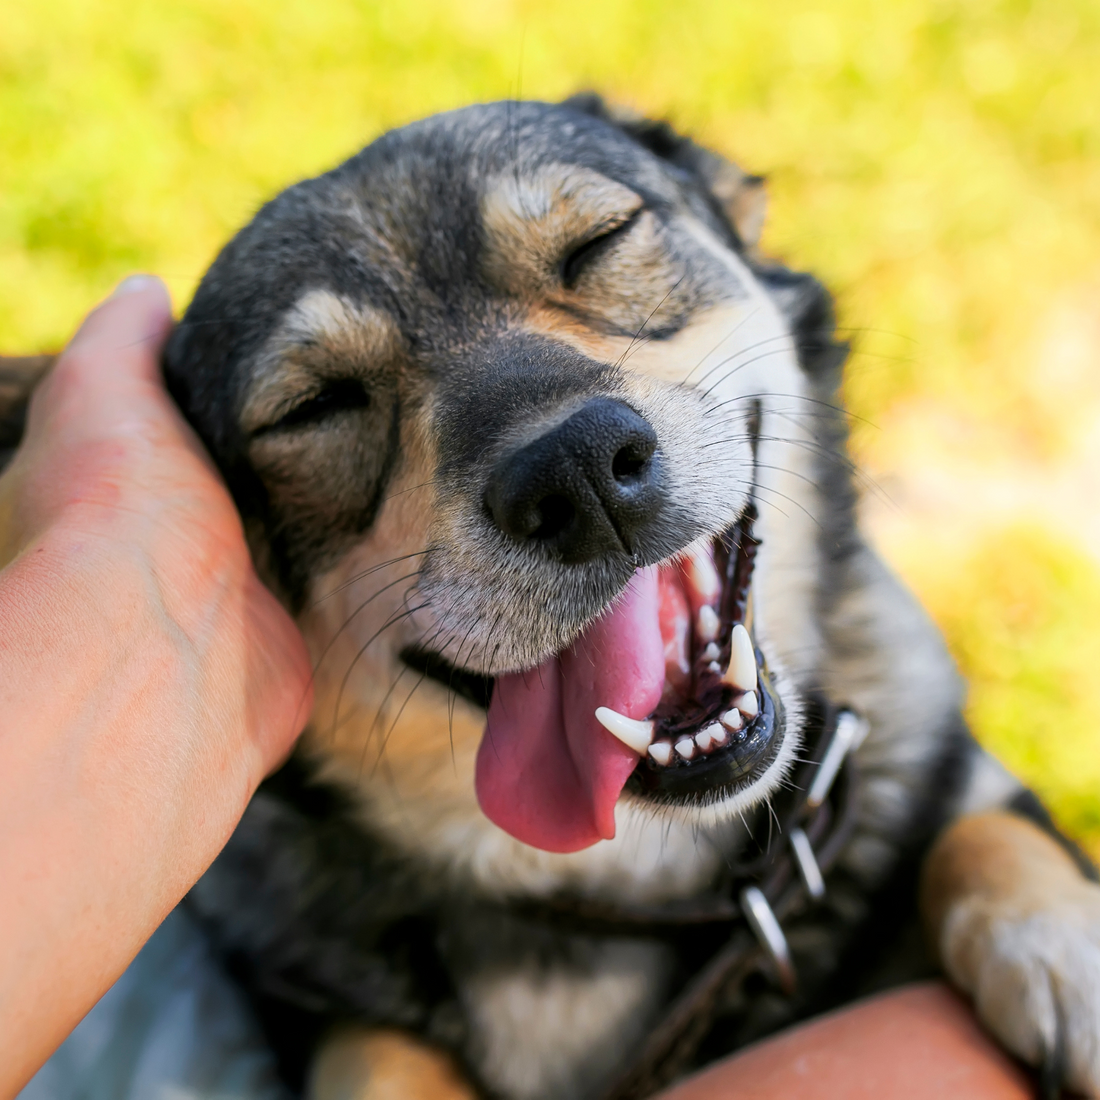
[399,646,494,709]
[625,654,782,803]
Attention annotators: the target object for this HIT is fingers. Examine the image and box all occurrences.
[67,274,173,384]
[26,276,175,451]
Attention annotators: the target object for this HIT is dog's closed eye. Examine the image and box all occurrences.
[560,209,642,287]
[255,378,371,435]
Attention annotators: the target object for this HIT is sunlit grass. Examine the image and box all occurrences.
[2,0,1098,852]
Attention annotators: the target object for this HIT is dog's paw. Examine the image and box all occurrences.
[942,887,1100,1098]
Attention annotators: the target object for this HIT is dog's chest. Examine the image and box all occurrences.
[441,910,676,1100]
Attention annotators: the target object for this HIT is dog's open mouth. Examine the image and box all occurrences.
[624,505,782,800]
[402,506,779,853]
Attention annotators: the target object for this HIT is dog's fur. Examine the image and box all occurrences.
[4,97,1100,1099]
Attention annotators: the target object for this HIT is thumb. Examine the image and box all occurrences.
[27,276,175,446]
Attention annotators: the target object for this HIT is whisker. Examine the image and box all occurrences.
[697,345,802,399]
[689,330,794,392]
[308,547,436,607]
[330,602,429,738]
[702,389,878,431]
[310,569,425,684]
[615,274,687,369]
[680,308,762,387]
[369,671,433,778]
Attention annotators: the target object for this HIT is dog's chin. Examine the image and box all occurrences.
[401,505,798,848]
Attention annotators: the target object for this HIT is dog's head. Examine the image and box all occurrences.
[166,97,847,864]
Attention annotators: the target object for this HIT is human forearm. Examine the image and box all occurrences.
[0,280,311,1094]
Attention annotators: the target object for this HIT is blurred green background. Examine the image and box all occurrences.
[3,0,1099,852]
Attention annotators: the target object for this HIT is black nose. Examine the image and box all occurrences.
[484,398,664,563]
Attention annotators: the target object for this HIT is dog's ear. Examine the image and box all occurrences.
[563,93,767,250]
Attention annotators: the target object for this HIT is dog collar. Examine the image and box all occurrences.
[510,696,867,1100]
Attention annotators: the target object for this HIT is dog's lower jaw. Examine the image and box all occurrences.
[621,636,804,830]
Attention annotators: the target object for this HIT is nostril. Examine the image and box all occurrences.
[532,494,575,540]
[611,440,654,483]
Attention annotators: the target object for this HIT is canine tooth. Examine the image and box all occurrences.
[674,737,696,760]
[701,642,720,662]
[724,623,757,692]
[707,661,721,675]
[695,729,712,751]
[687,552,721,603]
[697,605,720,642]
[648,741,673,766]
[711,724,729,746]
[720,708,743,732]
[735,691,759,719]
[594,707,654,755]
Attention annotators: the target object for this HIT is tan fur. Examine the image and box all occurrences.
[482,169,706,335]
[480,166,644,298]
[922,811,1089,957]
[308,1028,477,1100]
[241,291,403,433]
[722,175,767,251]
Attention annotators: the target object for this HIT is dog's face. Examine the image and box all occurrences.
[167,99,839,874]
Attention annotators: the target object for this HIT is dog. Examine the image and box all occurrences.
[4,96,1099,1100]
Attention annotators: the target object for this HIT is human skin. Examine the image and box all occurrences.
[0,277,312,1096]
[656,982,1033,1100]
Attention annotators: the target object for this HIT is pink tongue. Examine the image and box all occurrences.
[475,567,666,852]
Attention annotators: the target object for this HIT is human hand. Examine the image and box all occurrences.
[0,277,312,1093]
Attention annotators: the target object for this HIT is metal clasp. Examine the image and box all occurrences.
[806,709,868,809]
[789,827,826,900]
[740,885,796,994]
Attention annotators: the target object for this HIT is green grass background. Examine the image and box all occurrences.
[3,0,1099,852]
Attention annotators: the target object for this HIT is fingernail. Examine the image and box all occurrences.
[110,274,159,298]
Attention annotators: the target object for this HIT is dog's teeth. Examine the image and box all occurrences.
[648,741,673,766]
[696,723,722,752]
[594,707,654,755]
[711,724,729,746]
[701,642,720,662]
[674,737,696,760]
[697,605,720,642]
[720,708,743,732]
[707,661,721,675]
[735,691,759,719]
[723,623,757,692]
[687,551,721,604]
